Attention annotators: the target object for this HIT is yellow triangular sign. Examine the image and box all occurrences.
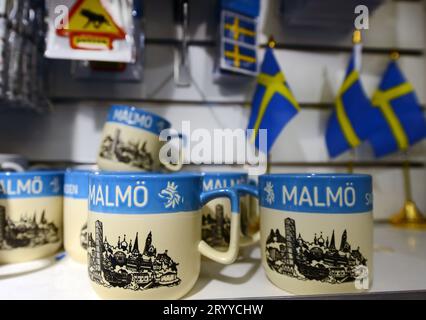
[57,0,126,50]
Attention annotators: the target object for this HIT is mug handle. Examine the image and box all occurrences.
[198,188,240,265]
[160,133,185,172]
[233,184,260,247]
[1,162,25,172]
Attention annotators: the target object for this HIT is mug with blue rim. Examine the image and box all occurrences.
[97,105,183,172]
[259,173,373,295]
[64,169,95,264]
[87,172,243,299]
[201,172,259,249]
[0,170,64,264]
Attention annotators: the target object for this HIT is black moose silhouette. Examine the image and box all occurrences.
[80,9,110,29]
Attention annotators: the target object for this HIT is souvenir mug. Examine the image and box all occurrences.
[64,169,93,264]
[201,172,259,248]
[259,174,373,295]
[87,172,243,299]
[0,154,28,172]
[97,105,183,172]
[0,170,64,264]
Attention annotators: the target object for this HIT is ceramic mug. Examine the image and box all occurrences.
[0,154,28,172]
[97,105,183,172]
[87,172,243,299]
[201,172,259,248]
[259,173,373,295]
[0,170,64,264]
[64,169,93,264]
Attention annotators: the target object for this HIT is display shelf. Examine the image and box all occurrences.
[0,224,425,300]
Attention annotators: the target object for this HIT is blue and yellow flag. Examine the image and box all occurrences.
[222,41,257,74]
[247,48,300,153]
[220,9,258,76]
[325,48,383,158]
[368,61,426,157]
[223,12,256,45]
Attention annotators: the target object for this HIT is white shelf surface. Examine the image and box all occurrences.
[0,224,426,300]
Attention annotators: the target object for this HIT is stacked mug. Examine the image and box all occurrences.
[0,155,64,264]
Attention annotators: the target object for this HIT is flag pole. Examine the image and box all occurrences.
[347,30,362,174]
[388,51,426,229]
[266,35,276,174]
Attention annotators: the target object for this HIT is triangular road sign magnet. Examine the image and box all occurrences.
[56,0,126,50]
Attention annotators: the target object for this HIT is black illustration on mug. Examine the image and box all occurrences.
[0,206,60,250]
[99,128,154,170]
[80,222,88,250]
[202,204,231,247]
[266,217,367,284]
[88,220,181,290]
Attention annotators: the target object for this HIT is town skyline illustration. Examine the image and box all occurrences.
[0,206,60,250]
[88,220,181,291]
[266,217,368,284]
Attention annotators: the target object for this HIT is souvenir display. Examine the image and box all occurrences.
[63,169,93,263]
[97,105,183,172]
[259,173,373,294]
[0,170,64,264]
[45,0,136,63]
[201,172,258,248]
[1,0,425,303]
[87,172,243,299]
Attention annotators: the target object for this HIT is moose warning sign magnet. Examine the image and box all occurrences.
[56,0,126,50]
[45,0,135,63]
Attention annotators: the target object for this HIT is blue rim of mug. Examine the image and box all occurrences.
[108,105,172,129]
[0,170,64,199]
[64,169,95,199]
[260,173,371,180]
[0,170,64,177]
[258,173,372,214]
[90,171,203,180]
[201,171,248,177]
[65,168,95,175]
[88,172,208,214]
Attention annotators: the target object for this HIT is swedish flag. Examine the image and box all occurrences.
[368,60,426,157]
[325,48,383,158]
[247,48,300,153]
[223,41,257,73]
[223,13,256,45]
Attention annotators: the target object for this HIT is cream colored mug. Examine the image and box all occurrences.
[63,169,93,264]
[259,173,373,295]
[97,105,183,172]
[201,172,259,249]
[87,172,243,299]
[0,170,64,264]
